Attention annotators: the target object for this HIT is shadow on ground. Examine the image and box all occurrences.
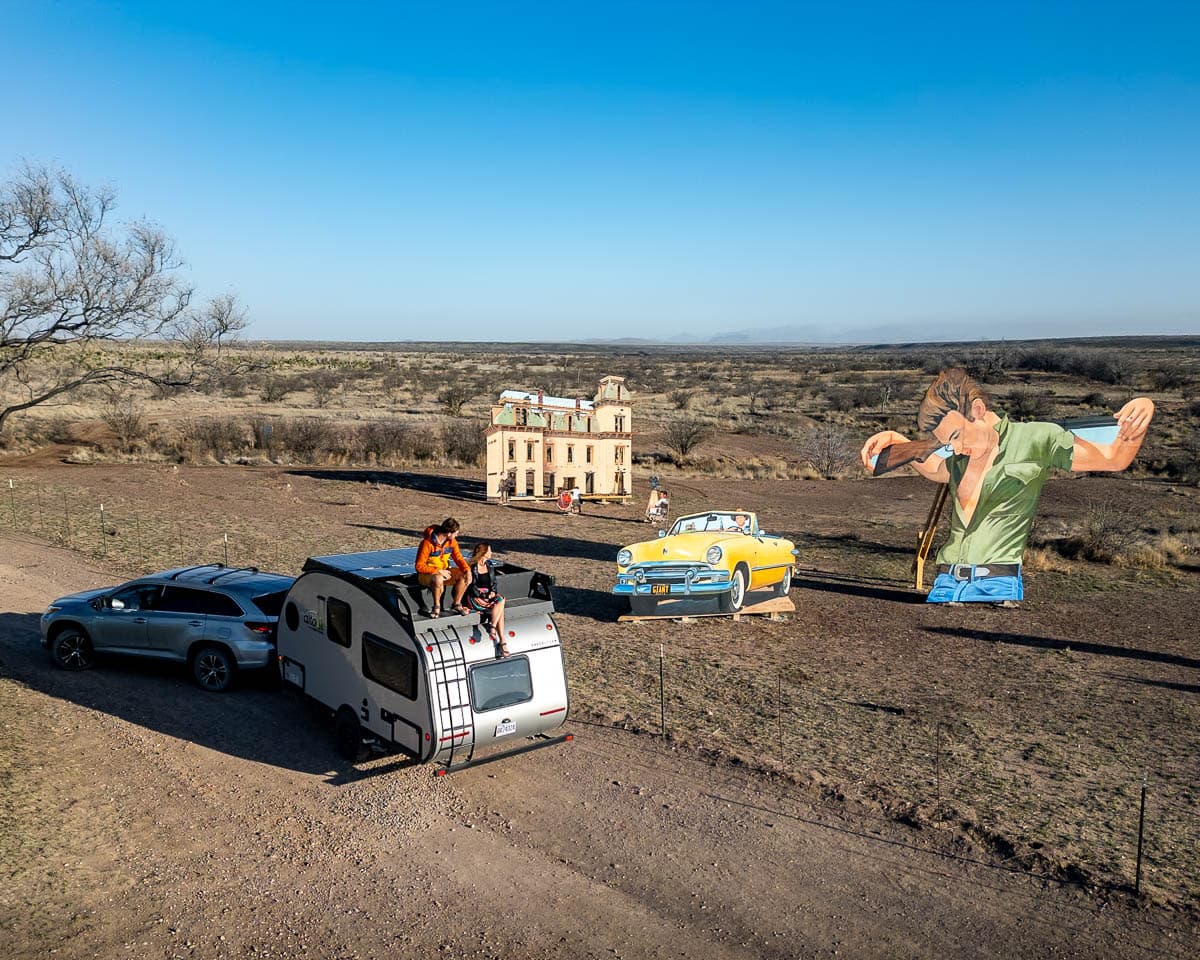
[925,625,1200,670]
[0,611,413,781]
[793,573,923,605]
[288,469,486,503]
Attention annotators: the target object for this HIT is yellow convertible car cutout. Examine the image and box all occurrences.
[614,510,798,615]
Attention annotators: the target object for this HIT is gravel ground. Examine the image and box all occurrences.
[1,534,1198,959]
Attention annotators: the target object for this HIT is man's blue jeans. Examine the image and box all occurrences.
[927,567,1023,603]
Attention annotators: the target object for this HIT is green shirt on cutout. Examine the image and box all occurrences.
[936,417,1075,567]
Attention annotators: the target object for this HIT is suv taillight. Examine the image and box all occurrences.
[245,622,275,637]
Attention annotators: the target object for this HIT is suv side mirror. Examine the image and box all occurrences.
[110,597,126,611]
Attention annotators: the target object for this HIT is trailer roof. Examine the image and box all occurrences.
[305,548,420,581]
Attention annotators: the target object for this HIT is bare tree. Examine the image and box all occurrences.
[439,384,470,417]
[662,416,713,462]
[797,423,857,478]
[0,165,246,431]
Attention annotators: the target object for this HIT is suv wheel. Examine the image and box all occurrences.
[192,645,235,692]
[51,628,95,671]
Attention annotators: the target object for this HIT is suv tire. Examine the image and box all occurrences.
[51,627,95,671]
[192,645,235,693]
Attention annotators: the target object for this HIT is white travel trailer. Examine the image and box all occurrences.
[276,548,570,771]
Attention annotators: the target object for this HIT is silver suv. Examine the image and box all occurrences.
[41,564,295,692]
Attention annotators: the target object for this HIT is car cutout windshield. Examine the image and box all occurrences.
[670,513,753,535]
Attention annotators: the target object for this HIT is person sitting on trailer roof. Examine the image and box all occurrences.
[415,521,470,617]
[466,542,508,657]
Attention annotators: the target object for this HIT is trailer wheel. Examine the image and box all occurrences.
[334,707,365,762]
[719,567,748,613]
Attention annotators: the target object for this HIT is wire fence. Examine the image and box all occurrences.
[566,633,1199,905]
[3,475,1197,906]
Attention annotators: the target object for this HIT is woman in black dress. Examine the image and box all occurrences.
[467,543,508,656]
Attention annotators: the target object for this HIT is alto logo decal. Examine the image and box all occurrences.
[302,608,324,632]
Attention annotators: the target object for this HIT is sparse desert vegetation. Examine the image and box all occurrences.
[1,335,1198,912]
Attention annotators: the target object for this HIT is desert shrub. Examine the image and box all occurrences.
[151,380,188,399]
[965,348,1013,383]
[222,373,249,398]
[1164,428,1200,484]
[101,390,147,452]
[260,377,292,403]
[310,370,339,408]
[382,370,407,399]
[37,416,75,444]
[824,386,857,413]
[273,418,339,461]
[1080,391,1110,408]
[796,423,857,478]
[1004,387,1051,421]
[1148,363,1190,392]
[1115,545,1167,570]
[439,384,471,417]
[668,389,693,410]
[355,420,410,462]
[1062,499,1143,563]
[401,423,439,461]
[182,418,246,461]
[442,418,486,466]
[662,417,714,462]
[851,383,883,408]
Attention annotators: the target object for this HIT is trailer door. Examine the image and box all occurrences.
[361,631,423,754]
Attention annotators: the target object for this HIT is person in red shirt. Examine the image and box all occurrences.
[415,518,470,617]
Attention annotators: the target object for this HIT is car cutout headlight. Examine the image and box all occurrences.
[706,546,722,564]
[617,549,633,566]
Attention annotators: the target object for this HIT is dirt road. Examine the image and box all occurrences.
[1,536,1196,959]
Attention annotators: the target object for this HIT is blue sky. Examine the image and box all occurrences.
[3,1,1198,342]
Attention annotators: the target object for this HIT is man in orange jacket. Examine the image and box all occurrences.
[415,519,470,617]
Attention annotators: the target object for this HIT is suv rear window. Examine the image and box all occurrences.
[251,590,288,617]
[201,591,244,617]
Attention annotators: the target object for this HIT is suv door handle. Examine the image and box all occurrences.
[133,617,147,624]
[188,620,203,627]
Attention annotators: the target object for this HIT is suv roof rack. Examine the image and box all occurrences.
[205,566,260,584]
[168,563,225,581]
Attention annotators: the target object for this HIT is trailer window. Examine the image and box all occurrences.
[326,597,351,648]
[362,632,417,700]
[469,658,532,712]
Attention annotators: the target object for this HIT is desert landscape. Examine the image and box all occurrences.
[1,338,1198,958]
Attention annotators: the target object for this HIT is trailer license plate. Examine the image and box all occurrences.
[651,584,669,595]
[495,720,517,737]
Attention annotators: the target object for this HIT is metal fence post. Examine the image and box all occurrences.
[777,671,784,765]
[659,643,666,739]
[63,493,70,548]
[935,720,943,800]
[1135,772,1148,894]
[8,478,15,526]
[98,503,105,558]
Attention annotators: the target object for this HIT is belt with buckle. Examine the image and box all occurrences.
[937,563,1021,581]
